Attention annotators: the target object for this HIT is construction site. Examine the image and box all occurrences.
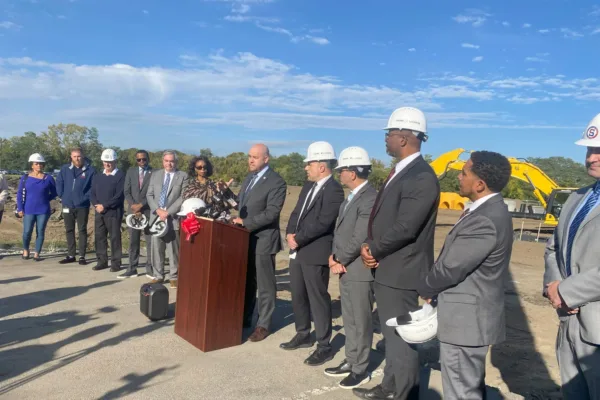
[0,145,573,399]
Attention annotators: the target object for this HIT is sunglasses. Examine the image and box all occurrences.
[137,158,147,162]
[195,165,207,170]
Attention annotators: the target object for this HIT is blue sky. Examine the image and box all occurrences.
[1,0,600,164]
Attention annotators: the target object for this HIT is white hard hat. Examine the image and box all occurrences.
[303,141,336,163]
[177,198,207,217]
[28,153,46,163]
[101,148,118,162]
[576,113,600,147]
[126,213,148,230]
[385,303,438,344]
[335,146,372,170]
[384,107,428,141]
[149,217,169,238]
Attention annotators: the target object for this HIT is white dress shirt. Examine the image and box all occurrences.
[385,152,421,188]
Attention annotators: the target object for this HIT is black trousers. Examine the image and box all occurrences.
[63,207,90,258]
[243,250,277,329]
[289,258,332,350]
[374,281,420,399]
[94,212,122,267]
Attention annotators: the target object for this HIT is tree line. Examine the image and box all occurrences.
[0,123,594,200]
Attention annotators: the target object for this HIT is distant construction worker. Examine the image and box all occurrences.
[544,112,600,399]
[0,172,8,224]
[281,141,344,366]
[56,147,96,265]
[324,146,377,390]
[90,149,125,272]
[358,107,440,400]
[418,151,513,400]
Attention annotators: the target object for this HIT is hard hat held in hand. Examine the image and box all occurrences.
[28,153,46,163]
[384,107,428,141]
[177,198,207,217]
[303,141,336,163]
[385,302,438,344]
[126,213,148,230]
[101,148,118,162]
[149,217,169,237]
[576,113,600,147]
[335,146,372,170]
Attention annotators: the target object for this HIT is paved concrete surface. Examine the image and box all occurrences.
[0,253,519,399]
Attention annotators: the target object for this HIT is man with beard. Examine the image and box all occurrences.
[357,107,440,400]
[233,143,287,342]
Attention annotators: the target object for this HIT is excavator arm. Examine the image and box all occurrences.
[429,148,576,226]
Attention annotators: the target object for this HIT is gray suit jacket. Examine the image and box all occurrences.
[238,167,287,255]
[544,182,600,345]
[419,194,513,347]
[146,169,188,230]
[124,166,153,214]
[332,182,377,282]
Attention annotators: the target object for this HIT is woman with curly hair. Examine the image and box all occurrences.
[182,155,217,203]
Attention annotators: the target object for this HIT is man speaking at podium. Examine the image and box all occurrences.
[232,144,287,342]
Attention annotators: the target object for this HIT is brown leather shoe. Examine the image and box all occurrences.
[150,278,164,284]
[248,327,270,342]
[170,279,177,289]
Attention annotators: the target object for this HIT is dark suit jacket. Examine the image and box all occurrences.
[286,176,344,265]
[124,166,153,214]
[419,194,513,347]
[365,155,440,289]
[238,167,287,255]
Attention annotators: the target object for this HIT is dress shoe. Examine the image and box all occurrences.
[110,265,121,272]
[78,257,87,265]
[170,279,178,289]
[304,348,334,366]
[248,326,270,342]
[339,372,370,389]
[92,264,109,271]
[59,256,75,264]
[324,359,352,377]
[279,333,312,350]
[352,384,396,399]
[150,278,164,284]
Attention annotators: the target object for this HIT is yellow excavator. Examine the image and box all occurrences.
[429,148,577,227]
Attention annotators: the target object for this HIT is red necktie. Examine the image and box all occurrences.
[367,167,396,239]
[459,208,471,220]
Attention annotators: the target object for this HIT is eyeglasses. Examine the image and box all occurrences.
[137,158,147,162]
[385,130,407,139]
[195,165,207,170]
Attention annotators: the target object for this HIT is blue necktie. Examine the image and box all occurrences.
[344,192,355,212]
[246,173,258,193]
[565,183,600,276]
[158,173,171,208]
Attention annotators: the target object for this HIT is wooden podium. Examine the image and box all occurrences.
[174,217,249,352]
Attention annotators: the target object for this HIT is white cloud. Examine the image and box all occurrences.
[522,23,531,28]
[142,10,149,15]
[561,28,584,38]
[224,15,278,23]
[232,3,250,13]
[0,21,21,30]
[525,56,549,63]
[461,43,480,49]
[502,21,510,27]
[472,56,483,62]
[452,9,491,27]
[592,28,600,35]
[306,36,329,45]
[538,29,550,34]
[3,52,599,143]
[408,48,416,52]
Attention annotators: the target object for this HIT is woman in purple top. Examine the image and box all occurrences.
[16,153,57,261]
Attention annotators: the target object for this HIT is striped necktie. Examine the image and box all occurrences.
[158,173,171,208]
[565,183,600,276]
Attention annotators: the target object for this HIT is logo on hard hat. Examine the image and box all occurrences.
[587,126,598,139]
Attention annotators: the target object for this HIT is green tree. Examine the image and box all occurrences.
[271,152,306,186]
[38,124,104,170]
